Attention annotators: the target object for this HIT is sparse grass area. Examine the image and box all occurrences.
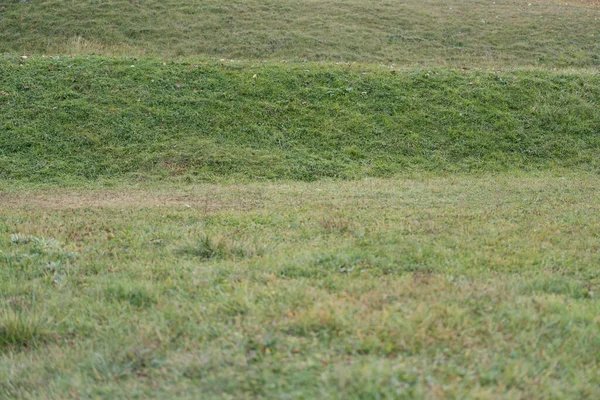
[1,0,599,67]
[1,175,599,398]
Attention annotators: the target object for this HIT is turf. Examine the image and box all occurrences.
[1,0,600,398]
[1,175,600,399]
[1,56,599,186]
[1,0,599,68]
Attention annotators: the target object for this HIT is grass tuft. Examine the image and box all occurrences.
[0,310,48,352]
[178,234,268,261]
[103,283,156,309]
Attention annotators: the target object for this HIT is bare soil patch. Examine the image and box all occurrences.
[0,189,267,211]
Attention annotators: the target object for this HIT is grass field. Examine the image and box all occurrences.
[2,175,600,398]
[1,0,600,398]
[1,0,599,67]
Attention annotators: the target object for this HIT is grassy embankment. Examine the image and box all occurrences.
[1,57,598,187]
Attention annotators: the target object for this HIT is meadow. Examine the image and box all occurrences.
[1,0,599,398]
[1,0,599,67]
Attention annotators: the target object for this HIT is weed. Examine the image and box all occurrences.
[178,234,267,261]
[10,234,60,249]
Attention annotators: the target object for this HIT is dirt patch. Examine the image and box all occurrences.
[0,190,267,211]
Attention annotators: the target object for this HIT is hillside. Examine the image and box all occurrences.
[1,0,599,67]
[1,56,599,186]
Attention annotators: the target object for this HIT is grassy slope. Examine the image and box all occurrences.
[1,175,600,399]
[1,0,599,67]
[1,56,599,185]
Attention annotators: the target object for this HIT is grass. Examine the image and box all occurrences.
[1,0,600,397]
[177,234,268,260]
[1,56,599,186]
[0,310,48,351]
[1,175,599,398]
[1,0,599,68]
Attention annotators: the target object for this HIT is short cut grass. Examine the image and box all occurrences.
[1,0,599,67]
[1,175,600,398]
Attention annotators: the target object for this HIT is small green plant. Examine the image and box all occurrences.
[180,235,225,260]
[10,234,60,249]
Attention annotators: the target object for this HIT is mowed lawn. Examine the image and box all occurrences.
[1,174,599,398]
[1,0,599,67]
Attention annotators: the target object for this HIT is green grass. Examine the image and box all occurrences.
[2,0,600,397]
[0,310,48,351]
[1,0,599,67]
[1,56,599,186]
[1,175,599,398]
